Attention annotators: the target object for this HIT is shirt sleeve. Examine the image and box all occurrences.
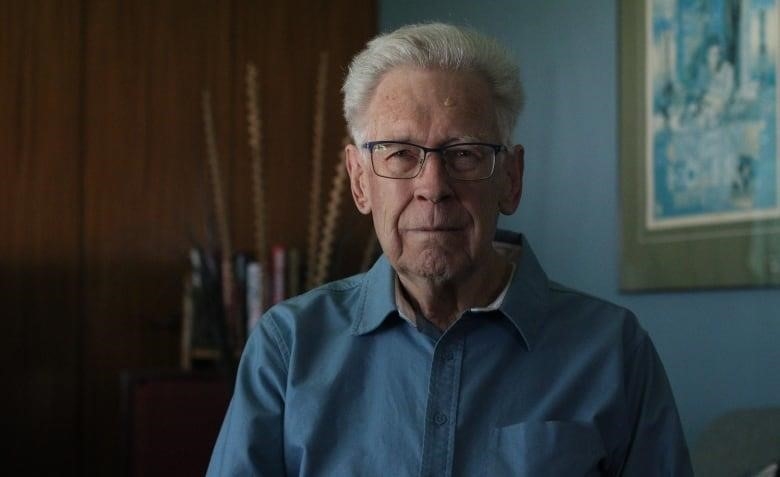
[617,327,693,476]
[206,315,289,476]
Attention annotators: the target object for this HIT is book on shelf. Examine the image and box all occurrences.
[287,247,301,298]
[246,261,264,334]
[181,243,312,369]
[231,253,252,348]
[271,245,286,305]
[183,247,235,365]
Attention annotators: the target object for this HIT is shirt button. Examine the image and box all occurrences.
[433,412,448,425]
[443,350,455,361]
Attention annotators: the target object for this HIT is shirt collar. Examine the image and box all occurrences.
[495,231,549,350]
[352,254,398,335]
[394,263,515,324]
[352,230,550,349]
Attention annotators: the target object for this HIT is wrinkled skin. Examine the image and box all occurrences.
[345,66,524,327]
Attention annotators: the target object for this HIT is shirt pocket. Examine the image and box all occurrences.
[487,420,606,477]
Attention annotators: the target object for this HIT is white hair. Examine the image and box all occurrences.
[342,22,524,145]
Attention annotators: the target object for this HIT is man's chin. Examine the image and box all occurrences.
[401,248,468,282]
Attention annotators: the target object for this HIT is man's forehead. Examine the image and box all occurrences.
[365,120,493,144]
[370,66,489,103]
[363,66,499,140]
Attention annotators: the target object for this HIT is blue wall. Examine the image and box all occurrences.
[381,0,780,445]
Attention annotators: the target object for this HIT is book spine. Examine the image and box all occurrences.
[287,247,301,298]
[271,245,286,305]
[233,253,250,347]
[271,245,287,305]
[246,261,263,334]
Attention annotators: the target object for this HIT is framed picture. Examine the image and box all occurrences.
[620,0,780,290]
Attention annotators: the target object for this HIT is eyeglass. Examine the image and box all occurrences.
[362,140,505,181]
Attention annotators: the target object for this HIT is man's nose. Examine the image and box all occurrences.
[414,152,453,203]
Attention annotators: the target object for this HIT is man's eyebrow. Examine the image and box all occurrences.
[443,135,487,144]
[374,135,490,146]
[374,135,414,143]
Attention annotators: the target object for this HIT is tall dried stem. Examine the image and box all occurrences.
[313,136,349,286]
[245,63,267,271]
[201,90,235,348]
[305,51,329,289]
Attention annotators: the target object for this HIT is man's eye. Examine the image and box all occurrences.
[446,147,481,161]
[452,149,477,158]
[388,149,417,160]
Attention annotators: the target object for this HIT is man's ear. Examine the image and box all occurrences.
[345,144,372,215]
[498,144,524,215]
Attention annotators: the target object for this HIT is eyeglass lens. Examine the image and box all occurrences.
[370,142,495,180]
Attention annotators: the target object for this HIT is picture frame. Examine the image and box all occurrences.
[619,0,780,290]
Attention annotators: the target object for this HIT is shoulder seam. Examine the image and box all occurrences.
[264,316,291,370]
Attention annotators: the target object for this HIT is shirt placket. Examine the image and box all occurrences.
[419,327,464,477]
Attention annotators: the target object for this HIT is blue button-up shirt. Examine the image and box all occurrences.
[207,233,692,476]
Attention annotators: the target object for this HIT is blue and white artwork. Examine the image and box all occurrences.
[647,0,780,229]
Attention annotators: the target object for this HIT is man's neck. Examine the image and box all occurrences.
[397,250,512,330]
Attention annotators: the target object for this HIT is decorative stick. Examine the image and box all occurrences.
[201,90,234,311]
[305,51,329,290]
[245,63,268,272]
[313,135,349,286]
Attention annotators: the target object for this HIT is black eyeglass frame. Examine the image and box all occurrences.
[361,140,506,181]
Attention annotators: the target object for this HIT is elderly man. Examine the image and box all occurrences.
[207,23,692,476]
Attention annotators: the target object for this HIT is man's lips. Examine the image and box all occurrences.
[405,226,464,232]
